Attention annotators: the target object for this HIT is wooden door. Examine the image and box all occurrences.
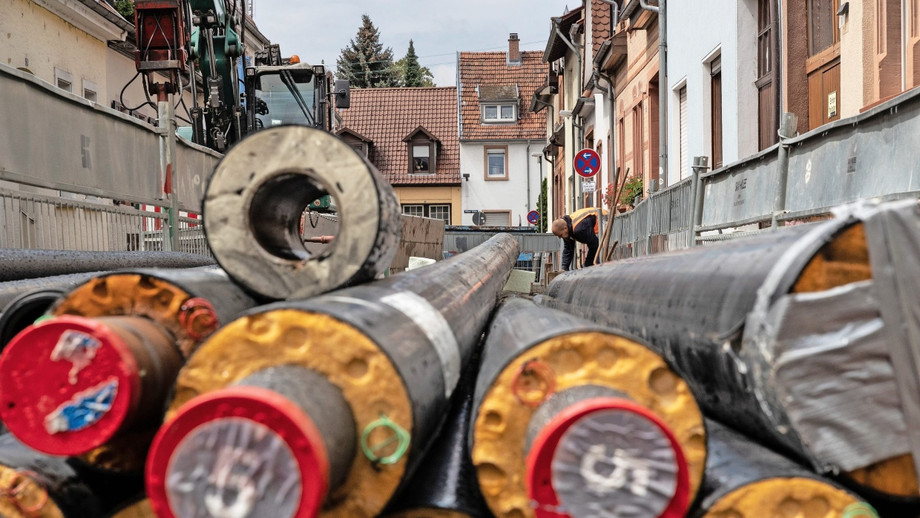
[807,59,841,129]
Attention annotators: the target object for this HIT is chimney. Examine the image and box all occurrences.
[508,33,521,65]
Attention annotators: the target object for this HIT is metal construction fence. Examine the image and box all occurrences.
[444,229,561,283]
[3,61,920,264]
[610,87,920,258]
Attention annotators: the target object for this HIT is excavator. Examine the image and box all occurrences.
[132,0,349,152]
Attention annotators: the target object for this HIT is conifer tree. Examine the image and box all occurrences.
[336,15,398,88]
[403,40,423,86]
[395,40,436,87]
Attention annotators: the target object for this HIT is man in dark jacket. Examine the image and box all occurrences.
[551,207,604,270]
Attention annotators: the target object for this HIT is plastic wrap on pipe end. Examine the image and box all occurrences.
[527,397,690,518]
[0,316,141,456]
[146,386,329,518]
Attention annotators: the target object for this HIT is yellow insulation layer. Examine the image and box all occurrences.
[471,332,706,518]
[169,309,412,518]
[703,477,862,518]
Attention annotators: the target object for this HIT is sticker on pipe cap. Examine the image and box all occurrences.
[527,398,690,518]
[146,386,329,518]
[0,316,139,456]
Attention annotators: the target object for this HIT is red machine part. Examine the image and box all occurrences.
[133,0,188,96]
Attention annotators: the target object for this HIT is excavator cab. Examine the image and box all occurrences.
[244,62,348,134]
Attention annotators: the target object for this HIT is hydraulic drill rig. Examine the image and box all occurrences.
[133,0,350,152]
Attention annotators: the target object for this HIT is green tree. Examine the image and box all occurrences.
[114,0,134,18]
[336,15,398,88]
[397,40,435,87]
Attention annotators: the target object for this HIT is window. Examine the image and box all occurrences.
[484,147,508,180]
[808,0,839,56]
[711,57,724,169]
[54,68,73,93]
[83,79,98,103]
[429,205,450,223]
[481,103,517,122]
[483,211,511,226]
[402,204,451,224]
[757,0,778,150]
[678,86,688,179]
[413,144,431,173]
[402,205,424,217]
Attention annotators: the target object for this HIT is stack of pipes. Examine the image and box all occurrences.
[541,198,920,516]
[0,123,906,517]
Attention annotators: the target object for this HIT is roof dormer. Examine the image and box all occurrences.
[403,126,440,174]
[478,84,520,123]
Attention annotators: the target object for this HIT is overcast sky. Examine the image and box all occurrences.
[250,1,575,86]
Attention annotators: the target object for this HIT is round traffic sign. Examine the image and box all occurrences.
[527,210,540,225]
[574,149,600,178]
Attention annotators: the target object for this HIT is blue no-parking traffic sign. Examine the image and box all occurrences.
[527,210,540,225]
[574,149,600,178]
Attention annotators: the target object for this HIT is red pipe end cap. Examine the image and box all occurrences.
[0,316,139,456]
[526,397,690,518]
[146,386,329,518]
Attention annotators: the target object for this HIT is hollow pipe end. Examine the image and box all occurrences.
[146,386,329,518]
[0,315,140,456]
[525,397,690,518]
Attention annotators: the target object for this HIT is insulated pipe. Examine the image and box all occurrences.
[0,272,105,314]
[470,297,705,518]
[148,366,354,518]
[382,350,491,518]
[0,250,213,282]
[691,420,873,517]
[0,433,142,517]
[146,233,519,518]
[203,124,401,300]
[0,266,257,472]
[541,201,920,501]
[0,288,66,348]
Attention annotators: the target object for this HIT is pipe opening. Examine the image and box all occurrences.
[248,172,340,262]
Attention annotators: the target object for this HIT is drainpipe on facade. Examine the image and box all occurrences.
[555,22,583,213]
[771,112,799,229]
[639,0,667,190]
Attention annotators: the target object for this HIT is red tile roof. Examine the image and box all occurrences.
[458,50,547,141]
[592,0,613,59]
[338,87,459,186]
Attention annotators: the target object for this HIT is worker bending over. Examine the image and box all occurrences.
[551,207,605,270]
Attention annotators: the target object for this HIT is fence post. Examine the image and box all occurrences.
[771,112,798,228]
[158,98,180,252]
[690,156,709,247]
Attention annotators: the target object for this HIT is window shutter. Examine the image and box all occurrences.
[484,212,511,226]
[679,87,688,179]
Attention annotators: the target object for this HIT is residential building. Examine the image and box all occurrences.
[337,87,461,225]
[788,0,920,132]
[665,1,763,184]
[539,7,585,219]
[458,34,547,227]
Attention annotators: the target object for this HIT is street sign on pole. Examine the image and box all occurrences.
[527,210,540,225]
[582,179,596,193]
[574,149,600,178]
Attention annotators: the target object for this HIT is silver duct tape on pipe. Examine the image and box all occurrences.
[540,199,920,502]
[203,125,401,301]
[150,233,520,518]
[0,251,213,282]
